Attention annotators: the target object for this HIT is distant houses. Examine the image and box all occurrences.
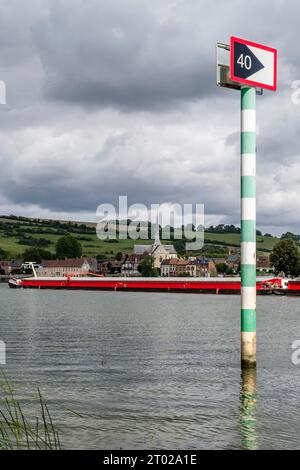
[160,258,179,277]
[0,259,23,275]
[227,254,240,272]
[37,258,92,277]
[187,257,217,277]
[0,245,274,279]
[257,255,274,274]
[97,257,125,276]
[121,254,145,276]
[160,255,244,278]
[161,257,217,277]
[32,253,240,278]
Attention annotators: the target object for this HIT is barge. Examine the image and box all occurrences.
[9,273,289,294]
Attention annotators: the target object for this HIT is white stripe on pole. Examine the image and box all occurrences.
[241,154,256,176]
[241,110,256,132]
[241,242,256,265]
[241,198,256,220]
[241,331,257,344]
[241,287,257,310]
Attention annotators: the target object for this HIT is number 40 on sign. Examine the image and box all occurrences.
[230,36,277,91]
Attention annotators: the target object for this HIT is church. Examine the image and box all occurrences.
[133,217,178,268]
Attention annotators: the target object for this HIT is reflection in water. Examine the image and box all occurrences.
[240,368,257,450]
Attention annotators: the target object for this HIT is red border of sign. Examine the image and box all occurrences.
[230,36,277,91]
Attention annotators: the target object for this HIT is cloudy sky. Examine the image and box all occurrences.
[0,0,299,235]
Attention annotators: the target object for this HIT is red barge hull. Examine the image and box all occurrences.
[285,280,300,295]
[13,276,287,294]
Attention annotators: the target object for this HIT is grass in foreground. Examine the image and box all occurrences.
[0,375,61,450]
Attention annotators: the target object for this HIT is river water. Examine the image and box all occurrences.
[1,284,300,449]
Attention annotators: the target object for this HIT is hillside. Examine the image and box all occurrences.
[0,215,279,259]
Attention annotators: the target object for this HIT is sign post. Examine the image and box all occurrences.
[217,36,277,368]
[240,85,256,367]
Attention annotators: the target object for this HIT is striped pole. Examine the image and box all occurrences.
[241,86,256,367]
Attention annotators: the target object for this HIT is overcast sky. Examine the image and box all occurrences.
[0,0,299,235]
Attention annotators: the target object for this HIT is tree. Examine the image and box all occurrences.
[280,231,299,242]
[138,255,157,277]
[55,235,82,259]
[0,248,7,260]
[22,247,53,263]
[115,252,123,261]
[270,239,300,276]
[216,263,228,274]
[216,263,234,275]
[174,239,186,256]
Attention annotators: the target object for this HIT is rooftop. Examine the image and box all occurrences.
[40,258,90,268]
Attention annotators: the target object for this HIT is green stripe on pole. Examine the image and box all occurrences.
[241,265,256,287]
[241,86,256,365]
[241,309,256,332]
[241,132,256,154]
[241,87,256,109]
[241,220,256,242]
[241,176,256,198]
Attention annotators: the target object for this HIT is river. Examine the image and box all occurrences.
[1,284,300,449]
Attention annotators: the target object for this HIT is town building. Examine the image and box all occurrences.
[97,258,124,275]
[257,255,274,274]
[37,258,92,277]
[97,259,112,275]
[109,260,123,274]
[175,259,189,276]
[85,257,98,273]
[227,254,240,272]
[0,259,23,275]
[160,258,179,277]
[186,257,217,277]
[133,215,177,269]
[160,258,188,277]
[121,254,146,276]
[185,260,198,277]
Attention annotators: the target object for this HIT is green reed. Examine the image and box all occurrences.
[0,374,61,450]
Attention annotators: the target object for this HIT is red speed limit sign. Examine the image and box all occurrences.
[230,36,277,91]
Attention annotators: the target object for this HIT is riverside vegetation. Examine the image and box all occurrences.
[0,373,60,450]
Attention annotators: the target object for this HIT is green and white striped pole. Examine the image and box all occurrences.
[241,86,256,367]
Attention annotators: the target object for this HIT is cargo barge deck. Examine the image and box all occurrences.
[9,275,292,295]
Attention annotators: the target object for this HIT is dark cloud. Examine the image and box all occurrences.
[32,0,214,111]
[30,0,300,112]
[0,0,300,234]
[0,128,238,216]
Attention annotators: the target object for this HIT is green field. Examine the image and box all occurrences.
[204,231,278,251]
[0,215,279,259]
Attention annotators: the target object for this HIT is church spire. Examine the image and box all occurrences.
[154,210,161,246]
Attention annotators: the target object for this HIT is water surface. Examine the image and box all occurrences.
[1,285,300,449]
